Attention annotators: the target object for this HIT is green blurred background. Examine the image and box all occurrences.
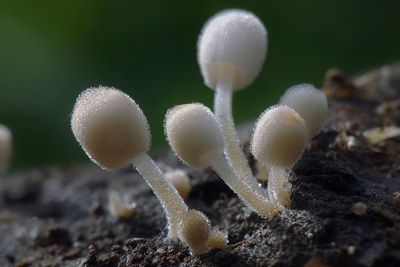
[0,0,399,169]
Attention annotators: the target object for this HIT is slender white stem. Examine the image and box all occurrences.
[208,151,282,218]
[214,73,264,195]
[267,166,292,207]
[132,153,188,239]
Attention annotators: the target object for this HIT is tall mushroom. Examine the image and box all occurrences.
[197,9,267,193]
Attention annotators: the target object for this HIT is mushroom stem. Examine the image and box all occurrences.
[0,124,12,173]
[214,71,263,195]
[207,151,282,218]
[267,166,291,207]
[132,153,188,239]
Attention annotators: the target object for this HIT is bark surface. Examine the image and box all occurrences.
[1,65,400,266]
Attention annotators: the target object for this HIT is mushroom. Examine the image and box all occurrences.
[71,86,218,254]
[166,168,192,199]
[165,103,282,217]
[197,9,267,193]
[0,124,12,173]
[280,84,328,138]
[178,210,211,254]
[251,106,308,207]
[108,190,137,219]
[208,230,228,249]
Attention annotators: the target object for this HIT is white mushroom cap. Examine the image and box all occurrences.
[197,9,267,91]
[251,106,308,168]
[280,84,328,137]
[165,103,224,168]
[0,124,12,172]
[71,87,150,169]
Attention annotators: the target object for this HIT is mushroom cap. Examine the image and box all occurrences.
[179,210,211,255]
[0,124,12,172]
[197,9,267,91]
[71,87,150,169]
[251,105,308,168]
[280,84,328,137]
[165,103,224,168]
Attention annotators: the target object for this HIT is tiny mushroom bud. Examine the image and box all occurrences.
[208,230,228,249]
[165,103,282,217]
[108,190,136,219]
[0,124,12,172]
[280,84,328,138]
[251,106,308,207]
[350,202,367,216]
[166,169,192,199]
[179,210,211,255]
[71,87,215,254]
[197,9,267,194]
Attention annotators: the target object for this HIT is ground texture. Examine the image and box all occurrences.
[1,65,400,266]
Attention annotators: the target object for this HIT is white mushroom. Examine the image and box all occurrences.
[197,9,267,194]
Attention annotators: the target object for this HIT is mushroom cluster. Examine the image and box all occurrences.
[71,87,226,254]
[70,9,327,255]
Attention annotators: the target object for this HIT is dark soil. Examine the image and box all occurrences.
[1,65,400,267]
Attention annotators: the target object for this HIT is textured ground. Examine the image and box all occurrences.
[1,64,400,266]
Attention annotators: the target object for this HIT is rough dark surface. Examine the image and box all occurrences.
[1,65,400,266]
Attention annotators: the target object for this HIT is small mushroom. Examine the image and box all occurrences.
[108,190,136,219]
[179,210,211,254]
[166,169,192,199]
[197,9,267,194]
[350,202,367,216]
[280,84,328,138]
[251,106,308,207]
[207,230,228,249]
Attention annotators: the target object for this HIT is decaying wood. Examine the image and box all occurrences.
[1,64,400,266]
